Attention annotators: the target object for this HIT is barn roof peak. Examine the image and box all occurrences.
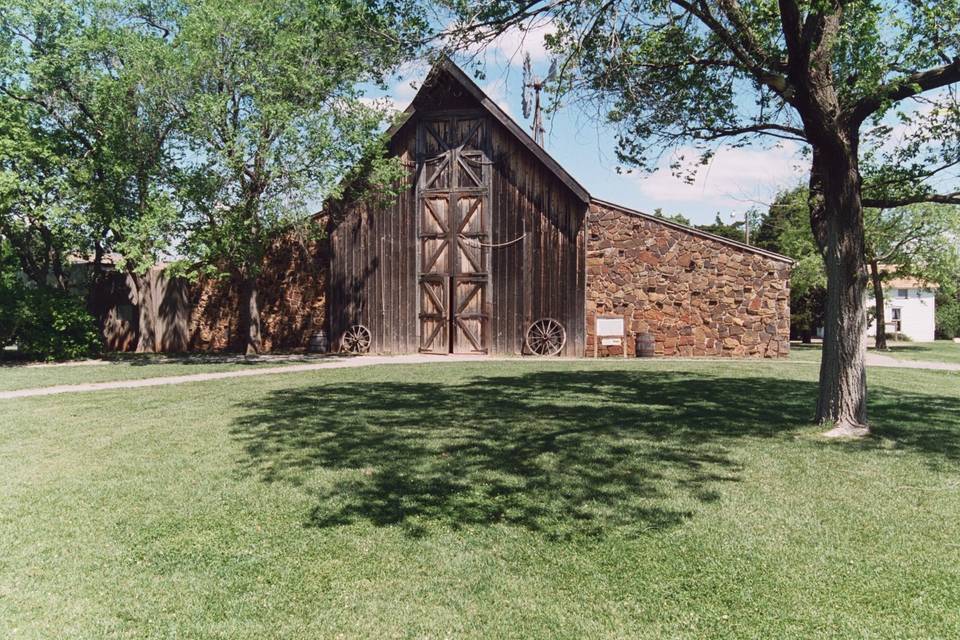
[390,56,591,203]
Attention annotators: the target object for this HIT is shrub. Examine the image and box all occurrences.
[936,293,960,340]
[1,241,101,361]
[12,287,102,361]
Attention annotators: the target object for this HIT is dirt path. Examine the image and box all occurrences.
[864,351,960,371]
[2,352,956,401]
[0,355,488,400]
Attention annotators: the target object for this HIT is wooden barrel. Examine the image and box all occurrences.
[635,332,656,358]
[308,330,329,353]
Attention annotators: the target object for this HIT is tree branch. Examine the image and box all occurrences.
[671,0,792,100]
[862,191,960,208]
[849,58,960,126]
[693,122,807,142]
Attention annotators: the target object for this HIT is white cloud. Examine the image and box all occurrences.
[481,77,513,117]
[484,20,556,63]
[634,143,808,218]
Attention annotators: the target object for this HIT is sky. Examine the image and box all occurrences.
[365,26,811,227]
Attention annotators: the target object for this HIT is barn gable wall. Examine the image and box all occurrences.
[487,114,587,355]
[585,202,791,357]
[327,121,419,354]
[327,72,587,355]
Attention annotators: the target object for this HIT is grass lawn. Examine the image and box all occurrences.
[2,360,958,638]
[0,354,324,392]
[882,340,960,365]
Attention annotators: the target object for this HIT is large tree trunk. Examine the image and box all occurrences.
[238,275,262,356]
[869,259,887,351]
[809,147,870,437]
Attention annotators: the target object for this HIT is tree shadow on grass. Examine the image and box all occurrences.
[229,368,960,539]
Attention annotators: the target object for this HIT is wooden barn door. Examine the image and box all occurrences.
[417,113,489,354]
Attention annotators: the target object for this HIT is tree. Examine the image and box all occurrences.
[446,0,960,435]
[173,0,427,354]
[0,0,183,285]
[652,207,692,226]
[863,204,960,349]
[697,211,760,243]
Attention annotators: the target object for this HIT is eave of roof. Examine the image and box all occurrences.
[591,198,796,265]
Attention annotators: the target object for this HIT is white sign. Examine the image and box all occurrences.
[596,317,624,337]
[601,337,622,346]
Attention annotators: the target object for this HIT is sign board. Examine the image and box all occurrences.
[596,317,624,337]
[594,316,627,359]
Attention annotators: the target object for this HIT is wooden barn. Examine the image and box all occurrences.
[321,58,793,358]
[95,57,792,358]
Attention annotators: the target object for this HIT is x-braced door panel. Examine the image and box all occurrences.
[418,195,451,353]
[417,114,489,354]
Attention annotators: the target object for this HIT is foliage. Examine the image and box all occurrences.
[0,259,101,360]
[174,0,427,280]
[695,212,760,243]
[752,187,827,338]
[0,238,22,346]
[651,207,691,226]
[864,204,960,282]
[937,290,960,340]
[0,0,183,280]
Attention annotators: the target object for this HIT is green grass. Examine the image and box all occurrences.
[882,340,960,365]
[787,343,824,363]
[2,360,958,638]
[0,353,325,392]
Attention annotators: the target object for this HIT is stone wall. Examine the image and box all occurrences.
[96,225,329,353]
[189,231,328,352]
[585,202,791,358]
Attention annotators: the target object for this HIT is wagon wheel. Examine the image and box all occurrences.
[340,325,371,354]
[525,318,566,356]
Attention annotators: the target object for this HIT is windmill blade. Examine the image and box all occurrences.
[522,85,531,119]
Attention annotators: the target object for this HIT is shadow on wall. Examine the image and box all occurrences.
[189,236,329,352]
[229,369,960,540]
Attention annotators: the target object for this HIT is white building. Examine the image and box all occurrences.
[867,276,937,342]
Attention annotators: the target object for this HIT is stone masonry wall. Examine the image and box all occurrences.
[189,229,328,352]
[585,202,791,357]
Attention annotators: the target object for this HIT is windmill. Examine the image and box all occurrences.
[522,53,556,147]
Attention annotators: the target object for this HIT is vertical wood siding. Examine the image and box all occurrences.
[327,122,419,354]
[328,101,587,355]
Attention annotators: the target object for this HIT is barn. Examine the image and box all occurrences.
[94,57,792,358]
[320,57,792,358]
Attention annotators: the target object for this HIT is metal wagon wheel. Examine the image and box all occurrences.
[525,318,566,356]
[340,324,372,354]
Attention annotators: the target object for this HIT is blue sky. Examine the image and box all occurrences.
[366,26,810,227]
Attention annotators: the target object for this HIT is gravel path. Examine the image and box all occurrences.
[0,354,488,400]
[2,351,956,401]
[864,351,960,371]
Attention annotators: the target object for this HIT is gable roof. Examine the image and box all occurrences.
[389,56,590,203]
[388,57,794,265]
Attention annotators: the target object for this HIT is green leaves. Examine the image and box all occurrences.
[1,0,428,288]
[173,0,428,278]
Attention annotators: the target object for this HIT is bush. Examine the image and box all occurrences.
[12,287,101,360]
[937,294,960,340]
[1,242,101,361]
